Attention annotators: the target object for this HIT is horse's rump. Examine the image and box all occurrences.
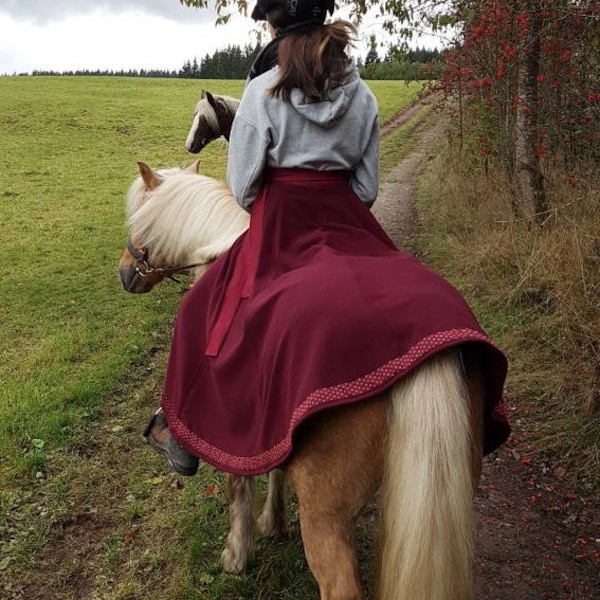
[161,168,509,475]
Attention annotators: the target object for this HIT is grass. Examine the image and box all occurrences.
[0,77,243,480]
[367,80,426,125]
[0,75,421,599]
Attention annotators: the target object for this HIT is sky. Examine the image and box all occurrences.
[0,0,397,75]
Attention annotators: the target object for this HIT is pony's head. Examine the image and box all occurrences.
[119,160,248,294]
[185,89,240,153]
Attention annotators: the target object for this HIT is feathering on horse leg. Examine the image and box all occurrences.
[221,474,255,573]
[379,349,480,600]
[257,469,288,537]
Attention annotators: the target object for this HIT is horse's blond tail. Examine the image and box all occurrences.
[379,350,476,600]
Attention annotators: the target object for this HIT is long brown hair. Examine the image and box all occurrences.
[266,12,356,102]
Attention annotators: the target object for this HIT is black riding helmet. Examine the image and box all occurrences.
[251,0,335,27]
[247,0,335,80]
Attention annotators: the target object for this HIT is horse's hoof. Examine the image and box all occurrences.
[220,546,247,574]
[257,511,288,537]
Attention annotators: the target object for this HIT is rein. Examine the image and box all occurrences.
[126,237,210,284]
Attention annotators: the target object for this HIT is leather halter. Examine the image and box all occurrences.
[125,237,209,284]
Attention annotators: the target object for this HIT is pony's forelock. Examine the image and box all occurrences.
[195,96,220,130]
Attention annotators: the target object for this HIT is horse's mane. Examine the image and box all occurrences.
[126,168,249,268]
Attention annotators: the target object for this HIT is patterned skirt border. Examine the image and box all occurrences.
[163,327,497,475]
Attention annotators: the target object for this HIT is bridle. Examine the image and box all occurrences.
[125,237,210,284]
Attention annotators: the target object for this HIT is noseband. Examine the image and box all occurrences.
[126,238,209,284]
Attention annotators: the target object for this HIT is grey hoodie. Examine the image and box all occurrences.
[226,60,379,209]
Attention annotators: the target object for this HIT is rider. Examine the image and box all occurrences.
[144,0,380,475]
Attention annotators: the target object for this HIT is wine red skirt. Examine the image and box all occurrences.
[161,168,510,475]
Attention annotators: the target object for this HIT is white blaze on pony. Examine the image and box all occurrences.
[185,89,240,153]
[119,161,488,600]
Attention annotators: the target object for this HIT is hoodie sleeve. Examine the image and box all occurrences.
[227,113,270,210]
[349,114,379,207]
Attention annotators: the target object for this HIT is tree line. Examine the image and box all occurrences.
[359,45,441,80]
[22,43,439,81]
[24,43,261,79]
[28,68,179,78]
[180,43,262,79]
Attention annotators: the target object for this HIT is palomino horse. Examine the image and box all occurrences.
[185,89,240,154]
[119,161,490,600]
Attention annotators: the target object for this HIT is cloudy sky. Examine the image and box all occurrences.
[0,0,393,75]
[0,1,259,74]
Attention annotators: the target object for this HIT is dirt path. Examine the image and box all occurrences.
[373,107,447,252]
[375,105,600,600]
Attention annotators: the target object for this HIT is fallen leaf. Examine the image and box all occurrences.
[204,484,220,498]
[553,465,567,478]
[123,525,141,547]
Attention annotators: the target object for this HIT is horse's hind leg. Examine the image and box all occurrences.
[257,469,288,536]
[294,502,363,600]
[287,398,385,600]
[221,474,255,573]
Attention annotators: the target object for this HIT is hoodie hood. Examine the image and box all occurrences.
[289,60,360,128]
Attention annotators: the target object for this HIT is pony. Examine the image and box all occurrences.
[119,161,489,600]
[185,89,240,154]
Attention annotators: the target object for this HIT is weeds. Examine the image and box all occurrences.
[417,131,600,483]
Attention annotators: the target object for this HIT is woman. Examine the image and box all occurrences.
[144,0,509,477]
[144,0,380,474]
[229,0,378,212]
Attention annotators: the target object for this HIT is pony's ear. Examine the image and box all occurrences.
[137,161,163,190]
[185,160,201,174]
[205,91,218,110]
[200,88,206,99]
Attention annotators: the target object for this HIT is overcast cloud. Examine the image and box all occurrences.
[0,0,207,25]
[0,1,389,75]
[0,1,257,74]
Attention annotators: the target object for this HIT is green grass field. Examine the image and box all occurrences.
[0,76,425,599]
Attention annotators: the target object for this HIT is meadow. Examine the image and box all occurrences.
[0,76,424,599]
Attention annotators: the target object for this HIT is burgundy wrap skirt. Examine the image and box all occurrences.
[161,168,510,475]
